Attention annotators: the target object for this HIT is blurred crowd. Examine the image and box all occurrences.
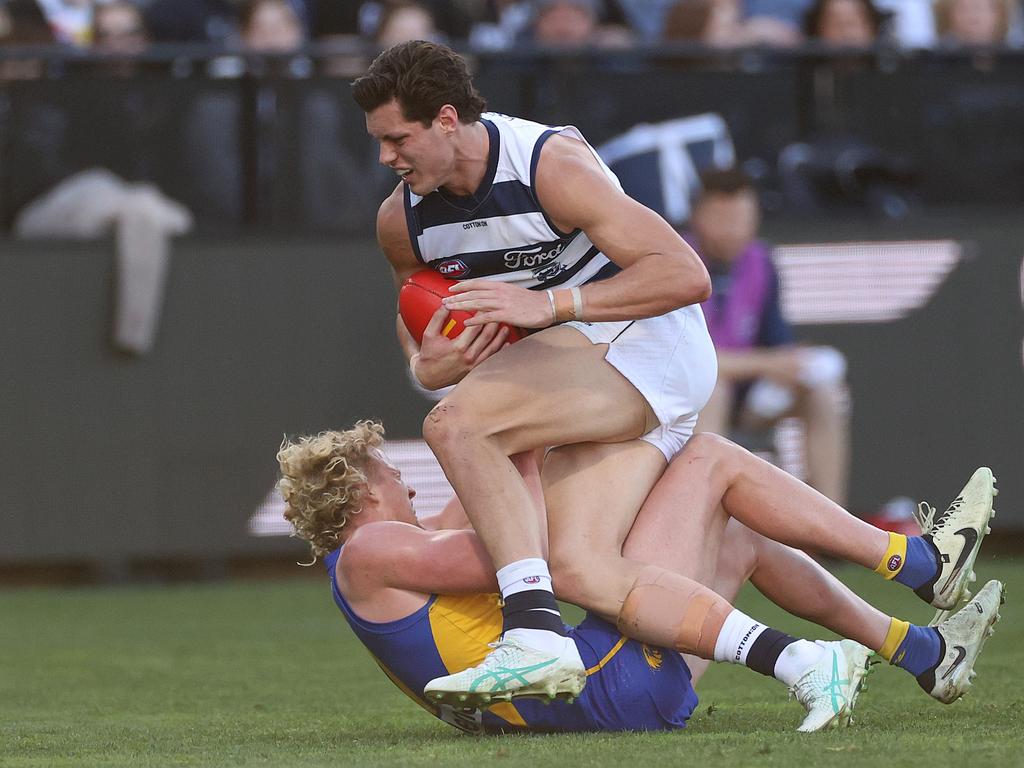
[0,0,1022,54]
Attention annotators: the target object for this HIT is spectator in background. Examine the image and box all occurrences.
[803,0,886,43]
[239,0,305,50]
[934,0,1013,44]
[531,0,600,44]
[751,0,933,47]
[663,0,802,45]
[0,0,53,79]
[684,169,850,507]
[528,0,636,46]
[374,1,442,46]
[93,0,149,56]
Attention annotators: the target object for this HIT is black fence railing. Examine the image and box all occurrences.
[2,45,1022,233]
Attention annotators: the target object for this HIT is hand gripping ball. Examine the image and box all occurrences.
[398,269,526,345]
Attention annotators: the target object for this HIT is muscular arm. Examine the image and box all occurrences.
[378,184,422,288]
[378,184,422,367]
[377,183,510,389]
[340,521,498,596]
[449,135,712,329]
[536,135,711,320]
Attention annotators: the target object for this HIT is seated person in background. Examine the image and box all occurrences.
[934,0,1014,44]
[662,0,802,47]
[278,421,1002,734]
[802,0,886,44]
[683,168,850,507]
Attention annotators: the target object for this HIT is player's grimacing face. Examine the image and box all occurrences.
[366,99,453,196]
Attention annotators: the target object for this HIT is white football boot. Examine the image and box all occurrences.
[424,636,586,709]
[918,579,1004,704]
[790,639,874,733]
[913,467,996,611]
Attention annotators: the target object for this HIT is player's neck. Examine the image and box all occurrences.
[441,121,490,198]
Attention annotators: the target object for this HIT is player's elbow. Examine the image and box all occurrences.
[680,257,712,304]
[648,244,710,308]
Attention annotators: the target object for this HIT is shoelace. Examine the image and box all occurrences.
[479,640,523,666]
[788,676,820,708]
[926,496,968,538]
[913,501,937,534]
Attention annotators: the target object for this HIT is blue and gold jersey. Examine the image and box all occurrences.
[325,549,698,734]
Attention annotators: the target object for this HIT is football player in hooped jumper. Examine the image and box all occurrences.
[353,40,1000,707]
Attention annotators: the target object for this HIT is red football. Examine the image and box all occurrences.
[399,270,526,345]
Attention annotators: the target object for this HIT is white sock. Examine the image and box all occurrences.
[496,558,567,656]
[713,609,769,664]
[772,640,826,686]
[496,558,555,599]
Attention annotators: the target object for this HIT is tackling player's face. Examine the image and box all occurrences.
[366,453,417,523]
[366,99,454,196]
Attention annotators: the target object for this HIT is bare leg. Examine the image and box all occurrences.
[424,326,655,568]
[661,433,888,568]
[684,521,889,685]
[544,440,670,619]
[792,382,850,507]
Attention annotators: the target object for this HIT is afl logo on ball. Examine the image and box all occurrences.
[438,259,469,278]
[887,554,903,572]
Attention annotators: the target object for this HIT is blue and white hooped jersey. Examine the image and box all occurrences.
[404,112,621,290]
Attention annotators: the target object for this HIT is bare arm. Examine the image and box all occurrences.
[537,136,711,320]
[378,185,510,389]
[377,184,422,292]
[419,495,472,531]
[447,135,711,329]
[340,521,498,597]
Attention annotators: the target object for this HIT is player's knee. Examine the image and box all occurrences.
[677,432,736,475]
[422,400,471,456]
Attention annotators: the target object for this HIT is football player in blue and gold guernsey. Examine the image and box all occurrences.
[277,422,1004,733]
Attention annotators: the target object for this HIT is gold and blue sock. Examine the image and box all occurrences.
[877,617,942,677]
[873,532,940,590]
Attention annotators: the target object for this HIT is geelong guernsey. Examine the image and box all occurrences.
[404,112,621,289]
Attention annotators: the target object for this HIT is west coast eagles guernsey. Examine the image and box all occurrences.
[404,112,622,289]
[325,548,698,734]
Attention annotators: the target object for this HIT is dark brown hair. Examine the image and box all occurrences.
[697,167,756,198]
[663,0,715,41]
[351,40,486,126]
[803,0,885,38]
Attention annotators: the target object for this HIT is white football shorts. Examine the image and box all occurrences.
[565,304,718,461]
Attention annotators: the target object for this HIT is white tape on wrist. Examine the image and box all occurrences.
[570,287,583,321]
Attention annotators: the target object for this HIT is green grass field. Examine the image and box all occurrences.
[3,556,1022,768]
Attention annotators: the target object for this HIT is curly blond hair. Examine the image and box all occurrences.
[277,421,385,560]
